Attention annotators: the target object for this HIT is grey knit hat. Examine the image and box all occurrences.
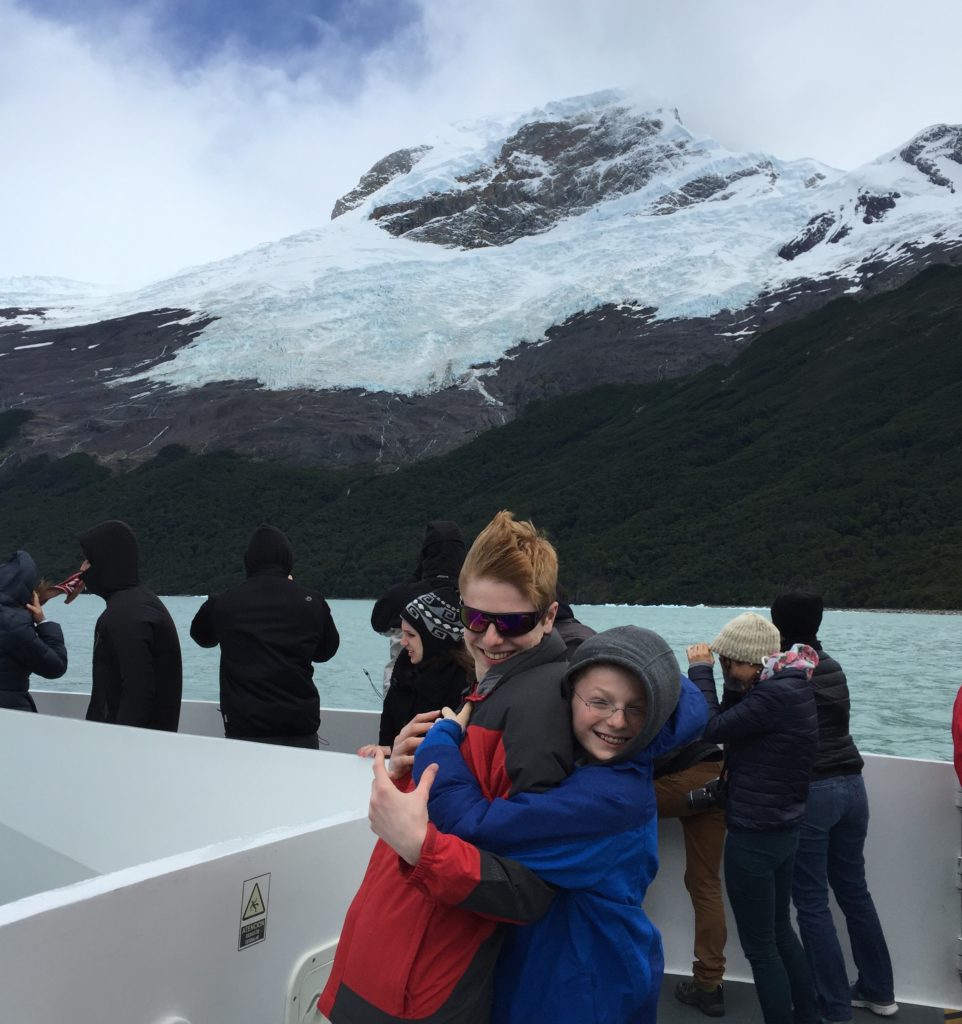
[710,612,780,665]
[562,625,681,763]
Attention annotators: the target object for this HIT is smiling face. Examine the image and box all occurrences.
[570,664,648,761]
[459,576,557,680]
[399,619,424,665]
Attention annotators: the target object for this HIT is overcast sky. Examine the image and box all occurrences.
[1,0,960,287]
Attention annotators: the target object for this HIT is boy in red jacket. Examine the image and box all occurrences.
[320,510,571,1023]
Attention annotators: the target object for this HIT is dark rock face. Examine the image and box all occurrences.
[651,165,771,215]
[368,107,712,248]
[0,307,215,390]
[330,145,433,219]
[856,190,900,224]
[1,307,44,320]
[778,212,838,260]
[778,190,905,260]
[900,125,962,192]
[0,310,507,471]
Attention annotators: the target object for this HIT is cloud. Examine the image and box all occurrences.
[1,0,960,286]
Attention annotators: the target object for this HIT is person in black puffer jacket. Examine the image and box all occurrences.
[0,550,68,711]
[190,525,340,749]
[688,611,819,1024]
[358,586,471,756]
[79,520,182,731]
[772,592,897,1023]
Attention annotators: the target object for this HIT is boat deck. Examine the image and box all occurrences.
[659,973,946,1023]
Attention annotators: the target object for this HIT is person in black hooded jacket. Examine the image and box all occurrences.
[771,591,897,1023]
[370,520,466,692]
[190,525,339,749]
[0,549,69,711]
[79,520,182,731]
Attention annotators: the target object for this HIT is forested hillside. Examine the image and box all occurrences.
[2,264,961,608]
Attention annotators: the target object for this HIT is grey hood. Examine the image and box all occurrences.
[562,625,682,764]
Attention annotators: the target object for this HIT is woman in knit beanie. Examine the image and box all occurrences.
[709,611,781,689]
[359,586,473,756]
[686,612,820,1024]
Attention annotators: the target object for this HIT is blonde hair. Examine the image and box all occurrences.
[459,510,558,611]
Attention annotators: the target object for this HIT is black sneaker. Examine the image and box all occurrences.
[675,979,725,1017]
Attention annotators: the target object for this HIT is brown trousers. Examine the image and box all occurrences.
[655,759,728,988]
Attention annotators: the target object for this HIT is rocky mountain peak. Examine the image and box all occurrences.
[363,100,713,248]
[899,124,962,192]
[331,144,433,219]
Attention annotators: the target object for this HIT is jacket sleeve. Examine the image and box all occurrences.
[189,598,218,648]
[699,677,782,744]
[404,825,556,923]
[7,620,68,679]
[312,598,340,663]
[415,721,651,888]
[953,685,962,788]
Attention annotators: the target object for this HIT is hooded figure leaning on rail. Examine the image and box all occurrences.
[0,550,69,712]
[190,525,340,749]
[78,520,182,731]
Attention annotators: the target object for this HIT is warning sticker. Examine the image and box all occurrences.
[238,873,270,950]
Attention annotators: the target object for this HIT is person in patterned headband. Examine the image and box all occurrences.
[358,584,472,756]
[403,588,464,650]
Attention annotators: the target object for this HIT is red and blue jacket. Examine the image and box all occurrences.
[411,675,708,1024]
[319,630,573,1023]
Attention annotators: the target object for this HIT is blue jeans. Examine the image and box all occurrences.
[725,829,819,1024]
[792,774,895,1022]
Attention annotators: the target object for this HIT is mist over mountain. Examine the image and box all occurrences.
[2,90,961,469]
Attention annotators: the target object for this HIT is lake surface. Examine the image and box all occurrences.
[41,597,960,762]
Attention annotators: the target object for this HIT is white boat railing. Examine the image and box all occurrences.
[30,689,378,754]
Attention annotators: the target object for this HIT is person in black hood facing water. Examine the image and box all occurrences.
[190,525,340,749]
[78,520,182,731]
[771,591,897,1023]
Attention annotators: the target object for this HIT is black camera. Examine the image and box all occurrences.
[686,777,727,812]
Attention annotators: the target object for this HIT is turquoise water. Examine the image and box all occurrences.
[42,597,960,763]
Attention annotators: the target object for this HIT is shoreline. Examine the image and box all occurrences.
[592,602,962,616]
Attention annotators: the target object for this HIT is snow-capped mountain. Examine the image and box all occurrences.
[2,91,961,468]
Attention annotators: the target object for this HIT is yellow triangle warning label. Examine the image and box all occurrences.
[243,882,265,920]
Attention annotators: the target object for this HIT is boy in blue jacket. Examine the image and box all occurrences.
[369,625,708,1024]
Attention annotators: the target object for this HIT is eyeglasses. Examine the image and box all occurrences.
[572,690,647,723]
[459,604,544,638]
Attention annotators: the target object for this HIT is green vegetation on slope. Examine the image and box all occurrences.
[2,264,961,607]
[0,409,32,449]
